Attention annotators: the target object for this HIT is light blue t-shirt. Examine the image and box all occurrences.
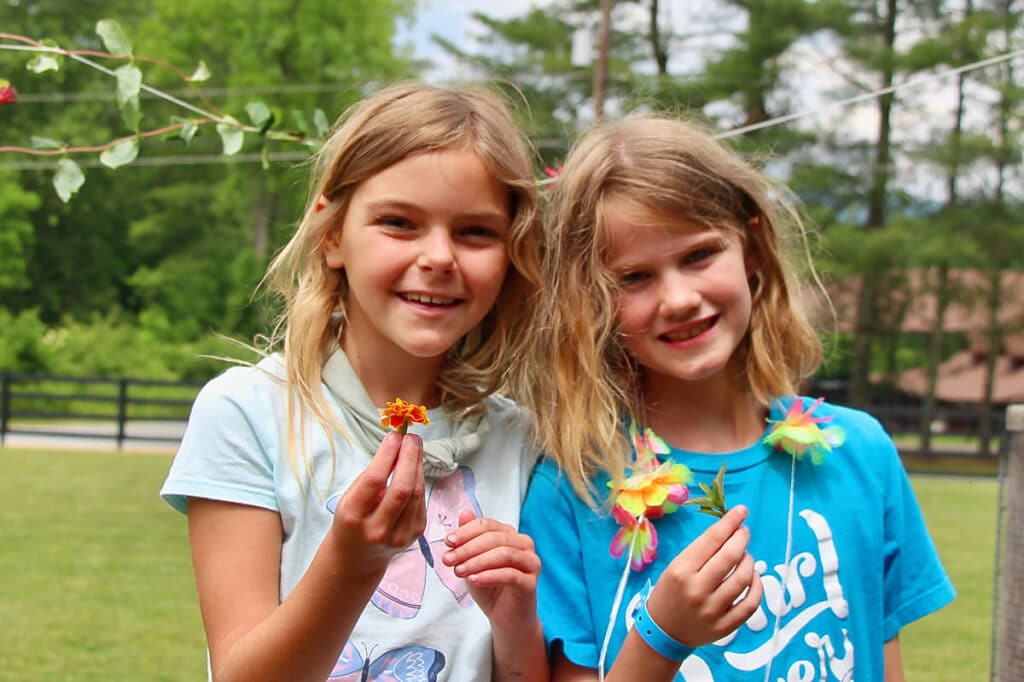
[161,354,538,682]
[520,398,955,682]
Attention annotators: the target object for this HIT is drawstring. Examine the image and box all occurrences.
[599,520,642,681]
[763,454,797,682]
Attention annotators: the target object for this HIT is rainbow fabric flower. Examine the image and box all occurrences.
[610,504,658,571]
[380,397,430,435]
[0,79,16,105]
[607,423,692,570]
[763,397,845,465]
[630,421,670,468]
[612,460,691,519]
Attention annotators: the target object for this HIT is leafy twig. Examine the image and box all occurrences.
[685,463,729,518]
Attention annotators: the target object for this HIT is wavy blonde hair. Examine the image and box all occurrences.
[510,114,822,502]
[261,82,541,482]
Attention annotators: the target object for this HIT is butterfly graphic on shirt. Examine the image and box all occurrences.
[329,640,445,681]
[326,466,483,619]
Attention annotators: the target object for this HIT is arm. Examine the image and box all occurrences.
[189,431,427,682]
[444,511,549,682]
[600,505,762,682]
[884,636,904,682]
[543,506,761,682]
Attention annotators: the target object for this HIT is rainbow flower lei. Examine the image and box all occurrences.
[608,422,692,571]
[608,398,846,571]
[764,397,845,464]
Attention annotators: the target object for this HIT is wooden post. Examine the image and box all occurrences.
[116,378,128,450]
[592,0,613,123]
[997,404,1024,680]
[0,372,9,446]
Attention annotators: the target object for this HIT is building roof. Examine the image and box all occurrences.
[815,268,1024,405]
[884,350,1024,404]
[818,269,1024,334]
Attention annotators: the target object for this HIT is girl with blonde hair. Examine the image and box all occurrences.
[517,114,953,681]
[161,82,548,682]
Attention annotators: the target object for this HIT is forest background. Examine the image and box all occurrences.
[1,0,1022,416]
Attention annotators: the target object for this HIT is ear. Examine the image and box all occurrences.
[322,229,345,269]
[743,216,760,277]
[745,251,758,278]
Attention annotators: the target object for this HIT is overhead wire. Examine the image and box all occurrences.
[1,44,1022,173]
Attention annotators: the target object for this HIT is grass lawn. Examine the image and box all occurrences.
[0,448,205,682]
[901,474,998,681]
[0,448,1000,680]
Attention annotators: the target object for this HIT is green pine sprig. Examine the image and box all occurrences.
[685,463,729,518]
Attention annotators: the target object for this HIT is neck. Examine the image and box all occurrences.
[641,371,767,454]
[341,335,443,409]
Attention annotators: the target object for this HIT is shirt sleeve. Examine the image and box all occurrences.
[879,422,956,640]
[159,367,279,514]
[520,460,600,668]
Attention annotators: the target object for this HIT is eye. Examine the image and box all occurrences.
[459,224,506,243]
[619,270,650,288]
[377,215,413,230]
[684,246,718,265]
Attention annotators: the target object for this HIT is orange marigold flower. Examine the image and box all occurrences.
[380,397,429,434]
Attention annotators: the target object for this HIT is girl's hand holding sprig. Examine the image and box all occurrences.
[328,399,430,576]
[644,505,763,653]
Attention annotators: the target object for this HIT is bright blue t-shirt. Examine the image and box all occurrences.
[520,398,955,682]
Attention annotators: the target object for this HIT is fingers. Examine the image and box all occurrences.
[676,504,749,572]
[441,517,540,584]
[342,431,404,517]
[372,433,426,528]
[331,432,426,550]
[712,550,757,609]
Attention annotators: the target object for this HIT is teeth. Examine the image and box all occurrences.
[664,319,713,342]
[404,293,456,305]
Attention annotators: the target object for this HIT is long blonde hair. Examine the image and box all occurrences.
[262,82,541,481]
[511,114,821,501]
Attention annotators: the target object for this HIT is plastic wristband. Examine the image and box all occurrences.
[633,594,696,662]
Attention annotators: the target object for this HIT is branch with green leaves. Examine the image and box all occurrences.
[0,20,329,202]
[684,462,729,519]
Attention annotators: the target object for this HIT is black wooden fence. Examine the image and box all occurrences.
[0,372,1011,464]
[0,372,203,449]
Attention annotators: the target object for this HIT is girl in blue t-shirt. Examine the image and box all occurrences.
[515,114,954,681]
[161,83,549,682]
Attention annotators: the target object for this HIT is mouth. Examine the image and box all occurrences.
[660,317,715,342]
[399,292,461,307]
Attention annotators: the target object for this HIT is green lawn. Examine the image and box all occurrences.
[902,474,998,681]
[0,448,206,681]
[0,449,999,681]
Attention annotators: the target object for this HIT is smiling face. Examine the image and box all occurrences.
[603,196,756,397]
[323,148,512,368]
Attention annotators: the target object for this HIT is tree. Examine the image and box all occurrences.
[1,0,414,346]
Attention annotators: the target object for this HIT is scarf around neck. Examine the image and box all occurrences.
[320,348,488,478]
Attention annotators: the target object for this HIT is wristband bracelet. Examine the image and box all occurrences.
[633,594,696,662]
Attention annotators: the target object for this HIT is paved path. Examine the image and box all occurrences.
[1,420,186,453]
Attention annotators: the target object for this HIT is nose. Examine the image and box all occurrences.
[658,271,700,317]
[418,228,456,273]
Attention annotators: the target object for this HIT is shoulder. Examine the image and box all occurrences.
[481,392,534,440]
[785,396,891,442]
[821,400,891,445]
[193,355,287,412]
[525,456,599,507]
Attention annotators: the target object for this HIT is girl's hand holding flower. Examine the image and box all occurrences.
[327,399,430,576]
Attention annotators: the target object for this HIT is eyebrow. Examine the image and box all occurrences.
[365,199,508,222]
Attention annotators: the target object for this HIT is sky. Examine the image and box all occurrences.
[401,1,884,137]
[399,0,545,81]
[398,1,1021,200]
